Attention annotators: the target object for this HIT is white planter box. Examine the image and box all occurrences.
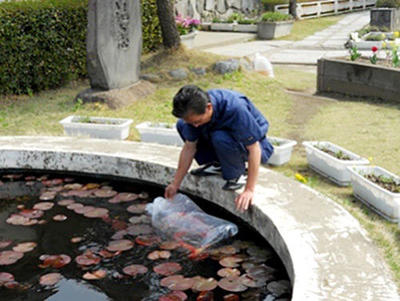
[267,137,297,166]
[348,166,400,222]
[136,122,183,146]
[210,23,235,31]
[180,31,197,49]
[60,115,133,140]
[302,141,369,186]
[235,24,258,33]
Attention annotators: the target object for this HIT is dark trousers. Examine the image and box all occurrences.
[177,120,273,180]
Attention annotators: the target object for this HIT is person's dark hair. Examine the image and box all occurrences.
[172,85,210,118]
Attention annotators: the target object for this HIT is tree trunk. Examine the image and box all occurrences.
[156,0,181,49]
[289,0,298,19]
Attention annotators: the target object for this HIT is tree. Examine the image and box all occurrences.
[289,0,298,19]
[156,0,180,49]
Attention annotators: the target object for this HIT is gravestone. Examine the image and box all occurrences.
[77,0,155,109]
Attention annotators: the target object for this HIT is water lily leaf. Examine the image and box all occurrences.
[74,206,95,215]
[122,264,148,277]
[128,215,151,224]
[0,251,23,265]
[223,293,240,301]
[126,224,153,236]
[83,269,107,280]
[0,240,12,249]
[218,278,247,292]
[53,214,67,221]
[210,245,238,256]
[93,189,118,198]
[138,192,149,199]
[246,246,273,261]
[75,251,101,266]
[217,268,240,279]
[70,237,84,243]
[135,235,161,246]
[98,249,115,258]
[39,254,71,268]
[111,230,127,240]
[219,256,243,268]
[266,280,291,297]
[159,241,180,250]
[42,179,63,186]
[57,199,75,206]
[12,242,37,253]
[63,183,83,190]
[84,207,109,218]
[67,203,84,210]
[39,273,62,286]
[62,190,92,198]
[0,272,14,285]
[19,209,44,219]
[159,291,187,301]
[109,219,127,231]
[191,276,218,291]
[196,291,214,301]
[147,250,171,260]
[153,262,182,276]
[33,202,54,211]
[246,264,275,281]
[127,204,147,214]
[239,274,266,288]
[108,192,139,203]
[106,239,134,252]
[39,192,57,201]
[160,274,194,290]
[6,214,38,226]
[82,183,101,190]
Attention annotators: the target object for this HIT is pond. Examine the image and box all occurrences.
[0,171,292,301]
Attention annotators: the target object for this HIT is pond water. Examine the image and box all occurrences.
[0,172,292,301]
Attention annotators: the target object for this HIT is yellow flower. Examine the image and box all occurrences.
[382,41,387,49]
[368,156,373,163]
[380,33,386,40]
[295,173,308,184]
[394,31,400,38]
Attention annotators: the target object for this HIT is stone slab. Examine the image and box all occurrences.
[0,136,398,300]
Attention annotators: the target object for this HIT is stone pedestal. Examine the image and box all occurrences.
[370,8,400,31]
[87,0,142,90]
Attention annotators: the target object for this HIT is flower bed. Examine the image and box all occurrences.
[348,166,400,222]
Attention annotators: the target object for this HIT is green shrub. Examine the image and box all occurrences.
[260,11,293,22]
[261,0,288,11]
[0,0,162,95]
[376,0,400,8]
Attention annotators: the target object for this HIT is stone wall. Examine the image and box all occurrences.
[175,0,262,21]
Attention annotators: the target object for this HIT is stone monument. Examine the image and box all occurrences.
[77,0,155,109]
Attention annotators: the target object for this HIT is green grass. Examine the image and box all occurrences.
[279,15,345,41]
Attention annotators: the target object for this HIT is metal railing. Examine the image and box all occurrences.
[275,0,376,19]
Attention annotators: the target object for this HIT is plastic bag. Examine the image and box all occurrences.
[146,193,238,248]
[253,52,275,78]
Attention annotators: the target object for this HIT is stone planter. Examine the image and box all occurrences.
[180,31,197,49]
[348,166,400,222]
[303,141,369,186]
[317,58,400,103]
[210,22,235,31]
[136,122,183,146]
[347,32,400,50]
[257,21,293,40]
[370,8,400,32]
[267,137,297,166]
[235,23,258,33]
[59,115,133,140]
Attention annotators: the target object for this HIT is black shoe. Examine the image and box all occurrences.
[222,175,247,191]
[190,163,222,176]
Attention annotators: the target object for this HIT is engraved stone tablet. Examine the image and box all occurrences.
[87,0,142,90]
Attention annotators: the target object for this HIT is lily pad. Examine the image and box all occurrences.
[160,241,180,250]
[122,264,148,277]
[111,230,127,240]
[128,215,151,224]
[33,202,54,211]
[219,256,244,268]
[108,192,139,203]
[267,280,291,297]
[42,179,63,186]
[223,294,239,301]
[217,268,240,279]
[126,224,153,236]
[39,254,71,268]
[39,192,57,201]
[84,207,109,218]
[239,274,266,288]
[196,291,214,301]
[138,192,149,199]
[19,209,44,219]
[246,264,275,282]
[39,273,62,286]
[53,214,67,221]
[191,276,218,291]
[0,272,14,285]
[218,278,247,292]
[74,206,95,215]
[70,237,84,243]
[57,199,75,206]
[106,239,134,252]
[12,242,37,253]
[98,249,115,258]
[6,214,37,226]
[147,250,171,260]
[160,274,194,290]
[135,235,161,246]
[0,251,23,265]
[127,204,147,214]
[247,246,273,261]
[153,262,182,276]
[0,240,12,249]
[63,183,83,190]
[110,219,127,231]
[67,203,84,210]
[82,183,100,190]
[159,291,187,301]
[75,251,100,266]
[93,189,118,198]
[83,269,107,280]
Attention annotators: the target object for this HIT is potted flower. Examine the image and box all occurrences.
[302,141,369,186]
[267,137,297,166]
[59,115,133,140]
[136,122,183,146]
[257,11,294,40]
[348,165,400,222]
[176,15,201,49]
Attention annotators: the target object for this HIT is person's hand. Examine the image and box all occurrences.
[164,183,179,200]
[235,189,254,212]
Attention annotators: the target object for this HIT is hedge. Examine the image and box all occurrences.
[0,0,162,95]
